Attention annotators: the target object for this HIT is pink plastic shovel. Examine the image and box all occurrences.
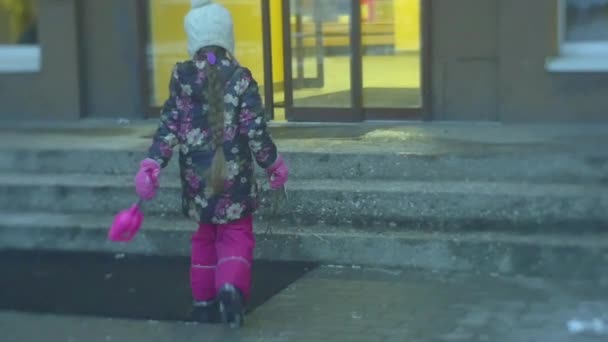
[108,199,144,242]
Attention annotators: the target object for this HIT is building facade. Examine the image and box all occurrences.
[0,0,606,123]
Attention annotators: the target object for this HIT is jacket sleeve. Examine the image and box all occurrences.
[147,64,181,168]
[237,69,278,169]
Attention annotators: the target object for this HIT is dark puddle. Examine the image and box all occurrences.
[0,250,316,322]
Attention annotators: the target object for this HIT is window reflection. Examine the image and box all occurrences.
[565,0,608,42]
[0,0,37,45]
[289,0,353,108]
[362,0,421,108]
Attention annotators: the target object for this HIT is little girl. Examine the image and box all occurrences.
[134,0,288,328]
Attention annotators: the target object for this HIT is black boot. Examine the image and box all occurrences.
[218,284,245,328]
[191,299,221,324]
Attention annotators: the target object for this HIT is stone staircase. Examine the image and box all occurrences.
[0,123,607,278]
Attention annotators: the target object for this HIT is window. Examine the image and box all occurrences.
[0,0,40,73]
[547,0,608,72]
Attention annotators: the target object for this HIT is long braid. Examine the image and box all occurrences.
[202,47,227,195]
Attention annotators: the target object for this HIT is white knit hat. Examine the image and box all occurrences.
[185,0,235,57]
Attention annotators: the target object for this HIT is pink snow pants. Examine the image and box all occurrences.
[190,216,255,302]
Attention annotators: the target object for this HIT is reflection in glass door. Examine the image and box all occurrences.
[362,0,421,109]
[287,0,353,110]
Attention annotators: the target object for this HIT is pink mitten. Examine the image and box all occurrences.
[266,155,289,190]
[135,159,161,200]
[108,203,144,242]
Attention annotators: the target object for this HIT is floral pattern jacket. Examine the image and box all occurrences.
[147,51,278,224]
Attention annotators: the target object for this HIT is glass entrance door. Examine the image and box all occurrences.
[282,0,425,122]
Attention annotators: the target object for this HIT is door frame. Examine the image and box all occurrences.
[280,0,433,122]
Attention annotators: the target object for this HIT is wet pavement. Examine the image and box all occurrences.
[1,250,608,341]
[2,119,608,156]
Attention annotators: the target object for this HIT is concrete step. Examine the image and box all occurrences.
[1,211,607,279]
[0,173,606,234]
[1,147,607,183]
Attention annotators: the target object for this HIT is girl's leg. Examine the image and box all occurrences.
[215,216,255,328]
[190,223,218,302]
[215,216,255,299]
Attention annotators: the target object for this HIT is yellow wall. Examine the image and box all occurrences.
[394,0,420,52]
[148,0,187,106]
[270,0,284,87]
